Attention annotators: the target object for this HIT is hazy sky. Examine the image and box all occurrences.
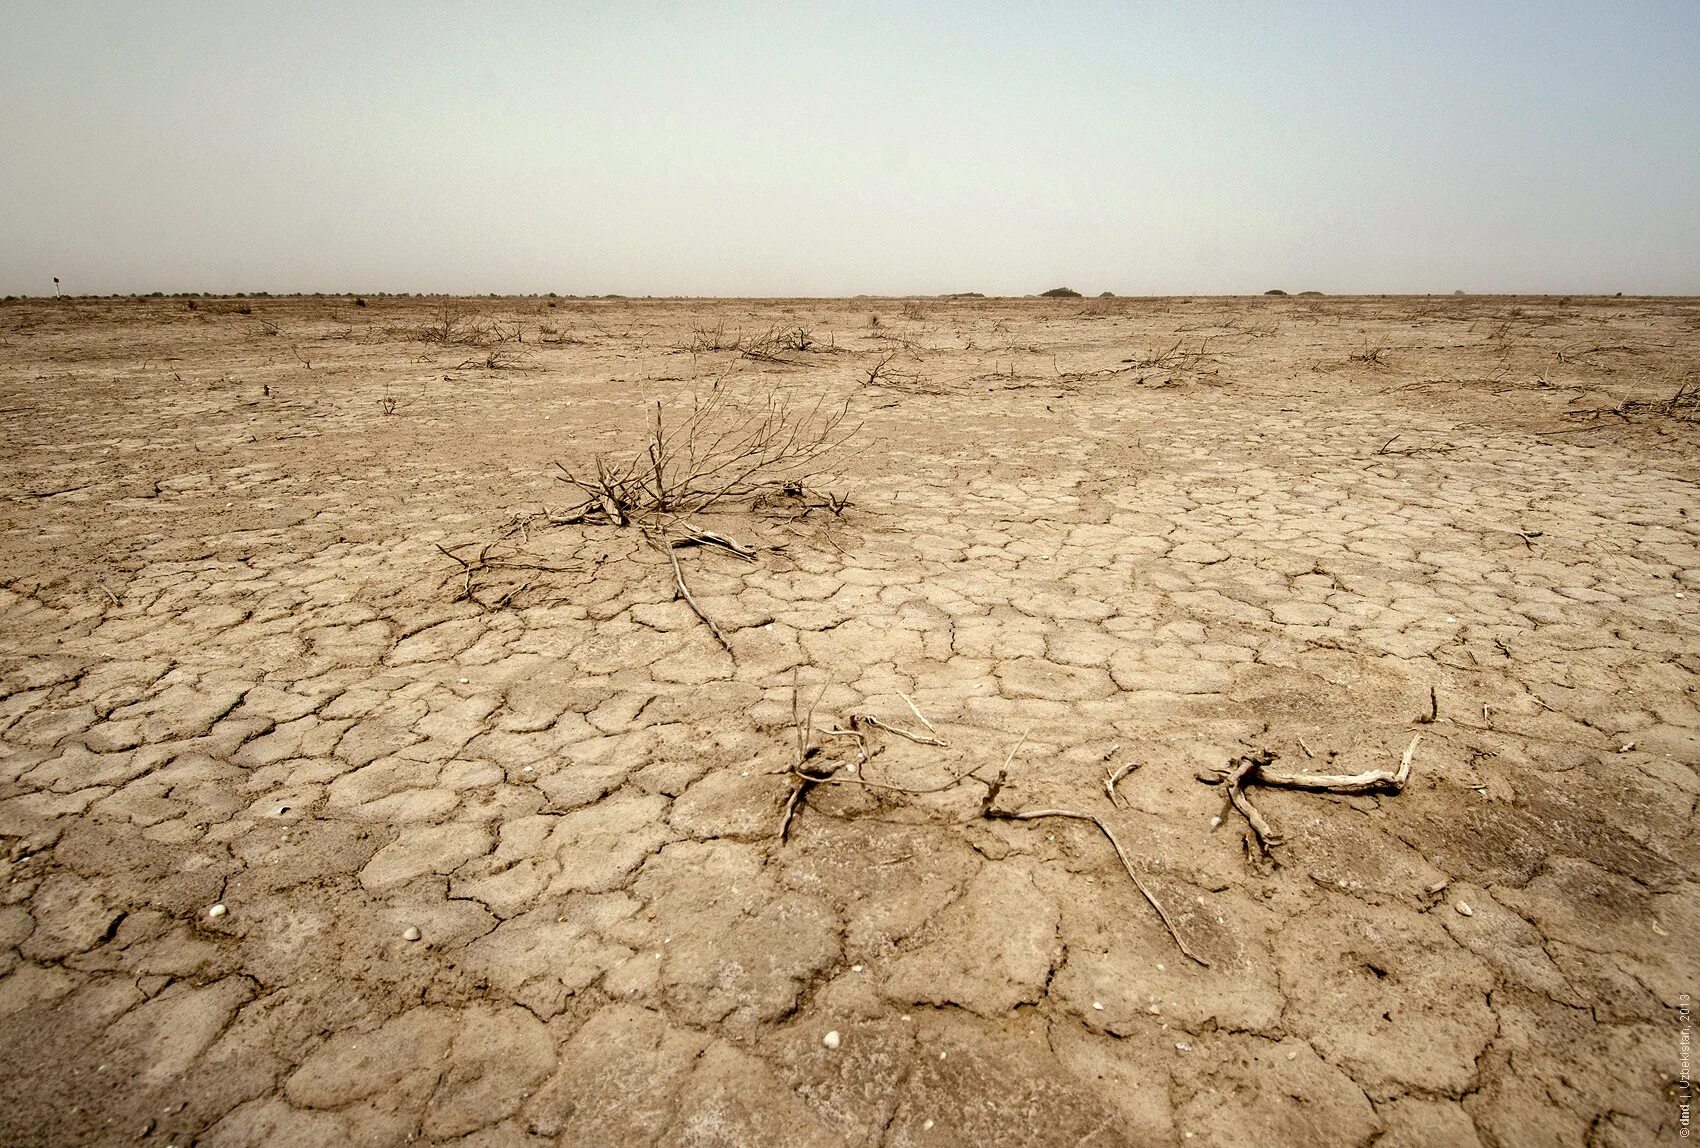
[3,2,1697,296]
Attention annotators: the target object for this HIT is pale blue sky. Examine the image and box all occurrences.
[3,2,1697,296]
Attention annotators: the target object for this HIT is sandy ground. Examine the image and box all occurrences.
[0,293,1696,1147]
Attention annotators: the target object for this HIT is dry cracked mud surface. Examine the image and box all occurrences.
[0,294,1696,1146]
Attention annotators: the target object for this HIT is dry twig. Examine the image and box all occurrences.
[1199,735,1422,854]
[1103,756,1139,808]
[983,805,1210,967]
[666,543,731,655]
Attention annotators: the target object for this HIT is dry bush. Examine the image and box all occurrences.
[679,322,742,353]
[419,303,519,346]
[555,379,858,526]
[456,347,528,371]
[862,350,918,387]
[1663,378,1700,420]
[1125,339,1215,371]
[1567,378,1700,423]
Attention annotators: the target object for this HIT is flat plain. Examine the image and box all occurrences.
[0,293,1696,1146]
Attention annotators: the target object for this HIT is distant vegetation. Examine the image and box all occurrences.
[1264,289,1288,296]
[1040,287,1082,298]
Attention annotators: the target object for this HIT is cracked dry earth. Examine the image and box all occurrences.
[0,294,1696,1147]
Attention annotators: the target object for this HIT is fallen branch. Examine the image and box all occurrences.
[898,692,942,742]
[1103,757,1138,808]
[854,712,946,747]
[983,805,1210,968]
[666,544,731,654]
[434,541,587,610]
[1198,735,1422,852]
[1220,751,1281,854]
[669,522,758,560]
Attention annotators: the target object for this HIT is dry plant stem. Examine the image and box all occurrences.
[897,692,942,741]
[1202,735,1422,852]
[779,766,833,842]
[779,676,833,842]
[1103,759,1139,808]
[669,522,757,560]
[855,713,946,747]
[1222,755,1281,852]
[819,727,869,765]
[983,806,1210,968]
[804,759,989,797]
[1253,734,1422,793]
[665,544,731,654]
[805,728,1028,800]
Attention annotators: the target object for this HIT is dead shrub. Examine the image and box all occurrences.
[554,379,858,524]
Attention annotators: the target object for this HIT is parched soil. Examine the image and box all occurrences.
[0,294,1695,1147]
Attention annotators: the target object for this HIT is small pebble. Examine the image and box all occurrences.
[923,1119,935,1130]
[822,1030,841,1050]
[1208,816,1221,829]
[458,677,469,684]
[851,964,864,973]
[1455,901,1474,917]
[403,926,421,942]
[1287,1050,1298,1060]
[1092,1001,1104,1011]
[1175,1042,1192,1052]
[208,903,227,918]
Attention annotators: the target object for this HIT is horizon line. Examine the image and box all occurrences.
[2,290,1676,302]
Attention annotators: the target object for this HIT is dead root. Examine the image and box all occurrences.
[777,719,1208,968]
[1199,734,1422,855]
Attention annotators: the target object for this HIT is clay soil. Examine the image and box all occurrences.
[0,293,1696,1147]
